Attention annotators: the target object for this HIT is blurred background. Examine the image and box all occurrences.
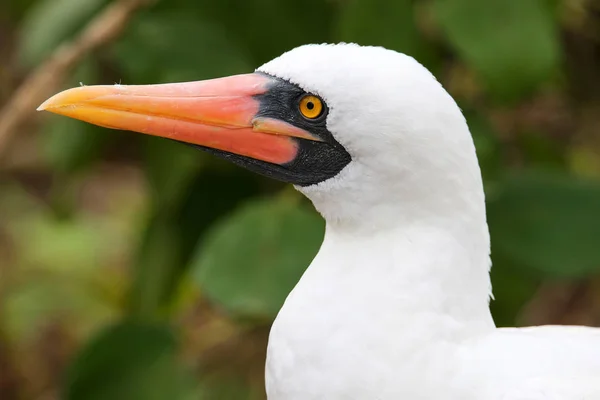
[0,0,600,399]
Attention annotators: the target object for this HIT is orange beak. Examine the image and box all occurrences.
[38,73,320,165]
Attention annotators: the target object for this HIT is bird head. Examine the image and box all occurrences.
[39,43,485,230]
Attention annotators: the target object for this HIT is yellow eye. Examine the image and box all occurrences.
[299,95,323,119]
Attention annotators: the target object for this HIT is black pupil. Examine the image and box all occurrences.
[306,101,314,110]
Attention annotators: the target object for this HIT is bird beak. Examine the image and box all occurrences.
[37,73,320,165]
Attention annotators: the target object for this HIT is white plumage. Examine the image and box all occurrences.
[256,44,600,399]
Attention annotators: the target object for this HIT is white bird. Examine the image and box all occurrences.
[39,43,600,399]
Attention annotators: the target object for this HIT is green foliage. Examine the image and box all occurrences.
[43,118,114,176]
[128,166,265,319]
[336,0,438,69]
[433,0,560,101]
[17,0,109,67]
[4,0,38,20]
[143,138,201,210]
[194,196,324,320]
[129,213,184,319]
[154,0,336,66]
[336,0,419,53]
[465,111,503,180]
[64,321,195,400]
[3,0,600,398]
[196,374,263,400]
[516,130,567,168]
[113,11,253,84]
[488,257,540,327]
[171,166,267,279]
[488,172,600,277]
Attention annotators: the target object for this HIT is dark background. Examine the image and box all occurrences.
[1,0,600,399]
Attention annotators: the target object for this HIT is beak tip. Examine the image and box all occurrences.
[37,93,61,112]
[37,86,93,113]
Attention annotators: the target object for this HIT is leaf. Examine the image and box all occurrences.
[433,0,560,101]
[488,172,600,278]
[43,119,116,175]
[3,274,115,343]
[193,196,324,320]
[464,111,502,181]
[516,130,566,168]
[129,139,199,318]
[17,0,108,67]
[128,213,182,319]
[197,373,262,400]
[4,0,38,21]
[2,185,140,341]
[175,166,267,269]
[150,0,336,66]
[64,321,194,400]
[489,256,540,327]
[112,12,252,84]
[335,0,438,69]
[143,137,201,210]
[128,167,264,318]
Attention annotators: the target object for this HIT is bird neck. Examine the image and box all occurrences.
[296,132,495,333]
[304,219,495,336]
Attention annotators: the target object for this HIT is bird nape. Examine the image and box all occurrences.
[39,43,600,400]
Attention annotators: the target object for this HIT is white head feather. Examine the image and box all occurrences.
[259,43,489,265]
[257,44,600,400]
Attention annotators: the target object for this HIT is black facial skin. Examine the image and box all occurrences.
[192,73,352,186]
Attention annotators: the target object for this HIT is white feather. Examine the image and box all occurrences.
[256,43,600,399]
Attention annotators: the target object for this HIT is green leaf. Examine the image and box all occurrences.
[335,0,438,69]
[433,0,560,101]
[128,139,200,318]
[197,373,262,400]
[175,167,267,269]
[128,213,182,319]
[128,167,263,318]
[488,172,600,278]
[143,137,201,210]
[489,256,540,327]
[43,118,115,175]
[17,0,108,67]
[151,0,335,66]
[465,111,502,181]
[4,0,38,21]
[193,196,324,320]
[516,130,566,169]
[64,321,194,400]
[4,274,115,343]
[112,12,252,84]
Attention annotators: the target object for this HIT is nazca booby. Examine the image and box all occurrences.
[39,43,600,399]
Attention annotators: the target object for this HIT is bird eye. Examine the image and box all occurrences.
[299,95,324,119]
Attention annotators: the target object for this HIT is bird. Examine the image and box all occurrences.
[39,43,600,399]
